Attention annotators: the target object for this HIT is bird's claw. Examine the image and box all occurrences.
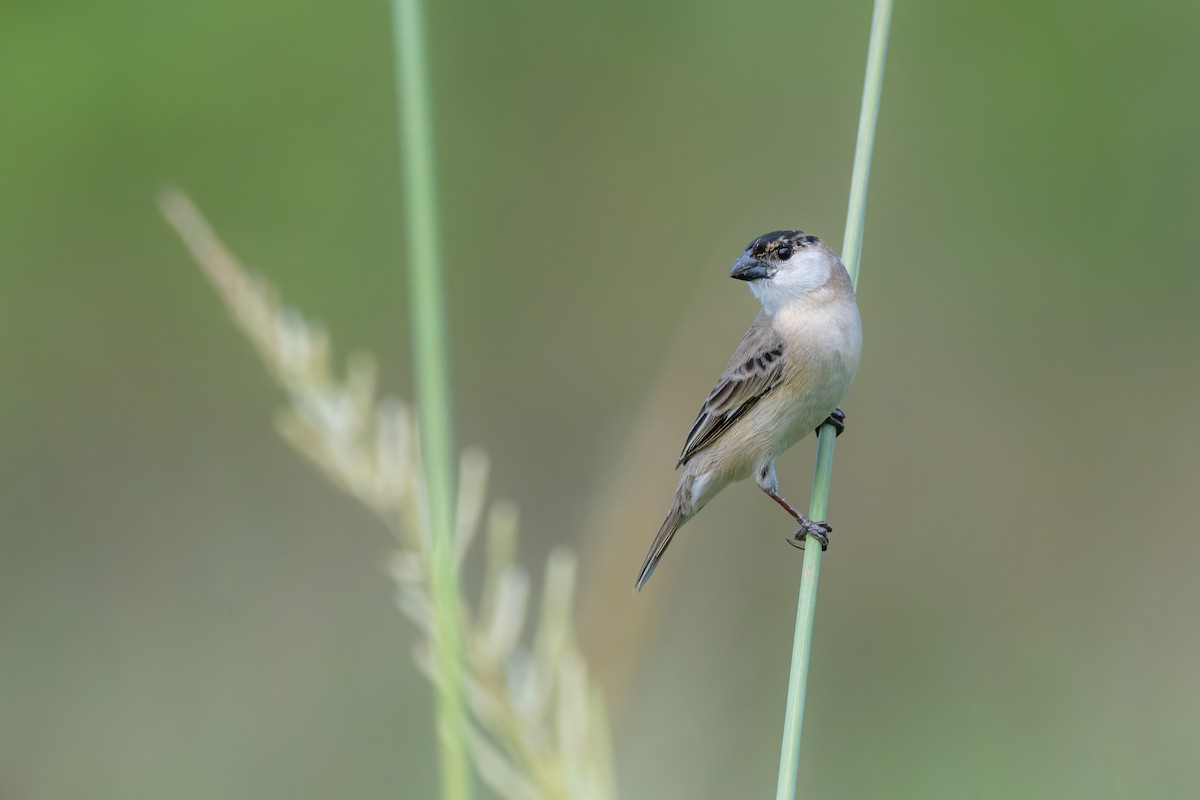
[816,408,846,438]
[788,518,832,551]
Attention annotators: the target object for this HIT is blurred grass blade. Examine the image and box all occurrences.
[389,0,472,797]
[775,0,893,798]
[162,190,617,800]
[455,448,491,562]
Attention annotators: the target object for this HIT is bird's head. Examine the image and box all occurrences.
[730,230,843,313]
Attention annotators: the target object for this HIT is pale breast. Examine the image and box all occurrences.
[770,297,862,454]
[685,294,861,485]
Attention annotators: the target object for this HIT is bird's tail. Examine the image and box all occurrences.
[634,495,691,591]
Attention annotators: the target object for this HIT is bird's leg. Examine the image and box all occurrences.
[788,518,832,551]
[758,464,832,550]
[766,488,804,522]
[766,488,832,551]
[815,407,846,438]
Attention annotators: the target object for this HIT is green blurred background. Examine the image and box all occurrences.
[4,0,1200,797]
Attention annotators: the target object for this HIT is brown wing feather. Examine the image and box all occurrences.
[676,313,786,468]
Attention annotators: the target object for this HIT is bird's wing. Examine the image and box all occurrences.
[677,313,786,467]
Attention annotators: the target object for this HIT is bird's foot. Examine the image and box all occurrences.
[816,408,846,438]
[788,517,832,551]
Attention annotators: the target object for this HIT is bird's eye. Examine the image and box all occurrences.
[777,246,793,260]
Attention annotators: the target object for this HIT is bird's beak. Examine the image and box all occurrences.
[730,253,771,281]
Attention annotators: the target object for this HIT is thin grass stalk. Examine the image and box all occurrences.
[389,1,472,798]
[774,1,893,797]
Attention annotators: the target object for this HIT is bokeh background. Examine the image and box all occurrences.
[4,0,1200,797]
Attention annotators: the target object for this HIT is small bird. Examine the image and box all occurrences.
[634,230,863,591]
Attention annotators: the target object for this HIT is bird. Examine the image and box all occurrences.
[634,230,863,591]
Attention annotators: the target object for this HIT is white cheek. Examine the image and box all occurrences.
[748,255,831,313]
[776,259,829,295]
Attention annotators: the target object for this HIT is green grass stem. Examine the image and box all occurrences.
[774,1,893,797]
[389,1,472,798]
